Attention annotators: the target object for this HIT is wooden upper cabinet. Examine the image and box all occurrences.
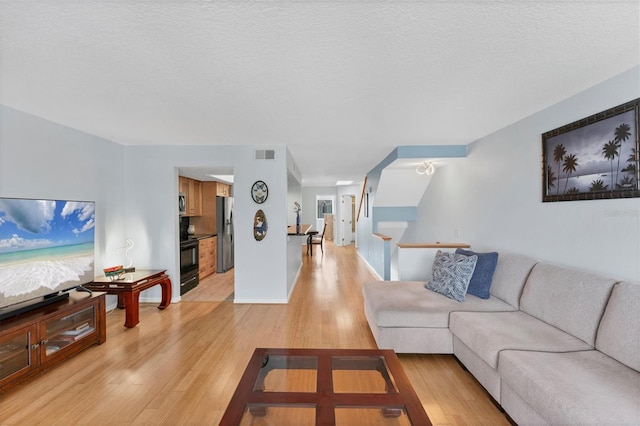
[190,180,202,216]
[179,176,189,195]
[179,176,203,217]
[216,183,231,197]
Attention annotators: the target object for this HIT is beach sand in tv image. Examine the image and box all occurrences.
[0,198,95,307]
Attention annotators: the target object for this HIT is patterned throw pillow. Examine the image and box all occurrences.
[425,250,478,302]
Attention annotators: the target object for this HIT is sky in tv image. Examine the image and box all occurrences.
[0,198,95,305]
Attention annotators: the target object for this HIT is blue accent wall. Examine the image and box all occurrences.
[373,206,417,225]
[396,145,467,158]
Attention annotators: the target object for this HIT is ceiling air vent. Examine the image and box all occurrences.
[255,149,275,160]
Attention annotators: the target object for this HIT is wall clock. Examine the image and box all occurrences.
[251,180,268,204]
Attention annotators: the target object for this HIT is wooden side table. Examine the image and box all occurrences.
[85,270,171,328]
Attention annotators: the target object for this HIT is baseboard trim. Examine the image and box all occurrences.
[356,250,383,280]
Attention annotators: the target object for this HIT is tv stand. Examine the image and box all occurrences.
[0,291,106,394]
[0,291,69,322]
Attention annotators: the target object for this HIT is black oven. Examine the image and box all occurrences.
[179,239,199,295]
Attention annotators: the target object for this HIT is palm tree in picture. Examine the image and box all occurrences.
[589,179,608,192]
[562,153,579,194]
[621,147,639,189]
[553,144,567,195]
[614,123,632,185]
[602,140,619,190]
[618,175,634,189]
[546,164,557,194]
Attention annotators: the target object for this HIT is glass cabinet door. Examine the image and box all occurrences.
[0,325,36,385]
[40,305,96,361]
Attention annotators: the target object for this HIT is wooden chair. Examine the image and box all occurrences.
[307,223,327,255]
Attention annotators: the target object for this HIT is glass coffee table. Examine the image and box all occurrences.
[220,348,431,425]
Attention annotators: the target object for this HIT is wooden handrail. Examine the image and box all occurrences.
[373,233,392,241]
[356,176,367,222]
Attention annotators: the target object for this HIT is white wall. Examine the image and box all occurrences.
[286,149,303,296]
[0,107,294,304]
[0,106,128,309]
[376,168,432,207]
[0,106,128,274]
[416,67,640,282]
[356,157,386,276]
[287,234,304,295]
[287,149,303,226]
[123,145,291,303]
[287,177,302,226]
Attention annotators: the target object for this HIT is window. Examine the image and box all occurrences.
[315,196,335,232]
[317,199,333,219]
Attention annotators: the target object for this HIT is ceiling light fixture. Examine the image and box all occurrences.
[336,180,353,186]
[416,162,435,176]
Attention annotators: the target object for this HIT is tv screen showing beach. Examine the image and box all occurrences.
[0,198,95,310]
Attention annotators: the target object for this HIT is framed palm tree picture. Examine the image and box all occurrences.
[542,98,640,202]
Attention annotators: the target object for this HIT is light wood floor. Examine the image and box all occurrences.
[0,242,509,425]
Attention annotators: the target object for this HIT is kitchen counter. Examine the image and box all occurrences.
[184,233,216,241]
[287,224,312,236]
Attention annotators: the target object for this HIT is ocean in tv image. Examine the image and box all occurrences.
[0,198,95,308]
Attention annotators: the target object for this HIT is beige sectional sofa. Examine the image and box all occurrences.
[362,251,640,425]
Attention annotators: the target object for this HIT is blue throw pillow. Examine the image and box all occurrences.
[425,250,477,302]
[455,248,499,299]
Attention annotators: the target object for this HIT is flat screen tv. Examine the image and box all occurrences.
[0,197,95,319]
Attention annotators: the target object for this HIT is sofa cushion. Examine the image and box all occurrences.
[425,250,477,302]
[596,281,640,371]
[362,280,516,328]
[499,349,640,425]
[488,252,537,308]
[449,311,592,368]
[520,263,618,346]
[455,248,498,299]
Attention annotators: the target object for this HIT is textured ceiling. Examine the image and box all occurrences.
[1,1,639,186]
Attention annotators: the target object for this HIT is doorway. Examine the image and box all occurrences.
[177,166,235,301]
[315,195,334,235]
[341,195,356,246]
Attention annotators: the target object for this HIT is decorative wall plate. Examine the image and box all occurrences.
[251,180,268,204]
[253,209,268,241]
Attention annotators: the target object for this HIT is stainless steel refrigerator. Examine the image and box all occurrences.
[216,196,234,272]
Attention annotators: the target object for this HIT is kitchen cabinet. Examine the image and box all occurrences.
[217,183,231,197]
[190,180,202,216]
[198,237,217,279]
[190,182,217,235]
[179,176,203,217]
[185,181,232,237]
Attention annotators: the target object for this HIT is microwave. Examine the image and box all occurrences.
[178,192,186,215]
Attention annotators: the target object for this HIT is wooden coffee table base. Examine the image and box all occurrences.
[220,348,431,425]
